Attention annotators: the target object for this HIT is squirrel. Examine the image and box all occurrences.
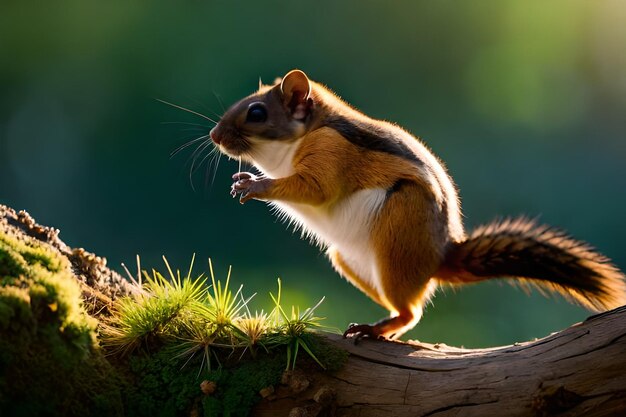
[209,69,626,340]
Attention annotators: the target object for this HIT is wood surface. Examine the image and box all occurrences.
[254,307,626,417]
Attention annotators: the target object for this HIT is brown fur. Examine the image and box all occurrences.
[245,127,428,206]
[438,218,626,312]
[369,180,444,336]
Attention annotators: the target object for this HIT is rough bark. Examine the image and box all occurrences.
[0,204,132,315]
[253,308,626,417]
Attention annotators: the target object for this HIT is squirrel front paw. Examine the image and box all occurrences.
[230,172,272,204]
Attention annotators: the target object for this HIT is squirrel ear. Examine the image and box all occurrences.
[280,69,312,120]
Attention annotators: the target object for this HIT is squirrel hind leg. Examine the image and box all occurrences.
[358,253,438,339]
[342,180,446,341]
[328,247,388,308]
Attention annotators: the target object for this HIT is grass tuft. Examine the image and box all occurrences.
[101,255,207,355]
[268,278,326,370]
[102,257,330,373]
[234,310,270,357]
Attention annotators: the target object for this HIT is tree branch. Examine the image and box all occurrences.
[254,304,626,416]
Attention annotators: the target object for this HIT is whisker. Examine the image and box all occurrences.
[176,127,211,134]
[188,140,213,170]
[185,96,223,121]
[189,140,215,190]
[203,149,220,191]
[186,141,210,189]
[187,139,212,167]
[192,146,217,176]
[156,98,219,124]
[161,121,211,128]
[170,134,209,158]
[212,90,226,112]
[204,151,213,191]
[210,152,222,187]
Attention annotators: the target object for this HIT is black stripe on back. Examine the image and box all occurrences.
[325,115,421,165]
[386,178,411,197]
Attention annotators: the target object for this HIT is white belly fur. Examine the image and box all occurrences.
[269,188,387,293]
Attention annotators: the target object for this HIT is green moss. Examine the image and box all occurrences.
[0,229,123,417]
[0,231,63,277]
[123,346,285,417]
[0,286,34,332]
[122,335,346,417]
[0,238,27,279]
[124,349,205,417]
[204,355,285,417]
[305,333,349,373]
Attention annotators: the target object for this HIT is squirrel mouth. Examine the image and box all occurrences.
[215,137,250,158]
[209,127,250,157]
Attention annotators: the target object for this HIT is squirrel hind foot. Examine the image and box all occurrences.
[342,323,388,344]
[343,310,419,342]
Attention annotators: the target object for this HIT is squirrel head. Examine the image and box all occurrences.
[210,69,315,158]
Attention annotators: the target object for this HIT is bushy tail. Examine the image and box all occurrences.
[438,218,626,311]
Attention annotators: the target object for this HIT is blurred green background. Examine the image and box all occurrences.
[1,1,625,347]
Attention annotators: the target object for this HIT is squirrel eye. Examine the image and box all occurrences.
[246,103,267,123]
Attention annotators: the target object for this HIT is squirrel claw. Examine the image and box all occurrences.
[232,172,255,181]
[230,172,257,201]
[343,323,384,344]
[229,174,272,204]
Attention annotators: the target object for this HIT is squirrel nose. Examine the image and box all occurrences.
[210,127,221,145]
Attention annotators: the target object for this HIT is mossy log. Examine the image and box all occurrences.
[0,205,132,313]
[2,204,625,417]
[0,205,132,416]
